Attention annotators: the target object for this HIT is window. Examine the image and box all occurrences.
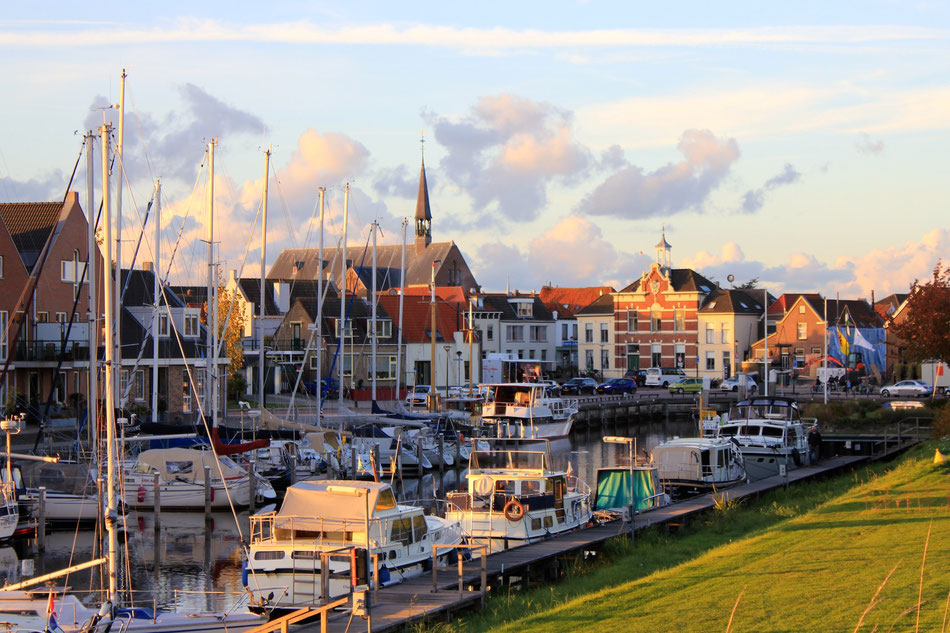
[585,349,594,369]
[37,312,48,323]
[121,369,146,401]
[0,310,7,359]
[650,306,662,332]
[515,302,533,317]
[375,320,392,338]
[486,325,494,341]
[342,354,354,377]
[811,347,822,355]
[530,325,547,342]
[371,355,396,380]
[721,324,730,344]
[674,309,685,331]
[334,319,354,339]
[158,313,169,336]
[184,313,199,337]
[584,323,593,343]
[599,323,609,343]
[706,352,716,371]
[561,323,569,340]
[506,325,524,342]
[56,312,67,323]
[799,305,806,314]
[627,310,638,332]
[540,349,547,361]
[600,348,610,370]
[675,343,686,369]
[517,349,524,359]
[722,351,731,373]
[705,323,715,344]
[55,372,66,403]
[651,344,662,368]
[797,322,807,340]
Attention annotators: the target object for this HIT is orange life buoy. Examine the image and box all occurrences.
[503,499,525,522]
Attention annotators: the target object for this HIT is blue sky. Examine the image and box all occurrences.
[1,3,948,297]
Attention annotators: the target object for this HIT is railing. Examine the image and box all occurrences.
[432,543,488,605]
[249,512,380,547]
[14,339,90,361]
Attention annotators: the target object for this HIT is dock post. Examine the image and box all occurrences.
[204,466,211,519]
[438,435,445,475]
[37,487,46,551]
[153,473,161,531]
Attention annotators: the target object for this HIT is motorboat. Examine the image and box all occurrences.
[244,480,463,608]
[123,448,276,511]
[445,439,592,554]
[478,383,577,439]
[716,396,811,480]
[652,437,746,496]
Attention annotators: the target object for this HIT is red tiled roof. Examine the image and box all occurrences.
[539,285,615,318]
[0,201,62,272]
[768,293,821,315]
[399,285,469,304]
[377,295,463,343]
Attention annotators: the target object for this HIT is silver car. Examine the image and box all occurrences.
[880,380,933,398]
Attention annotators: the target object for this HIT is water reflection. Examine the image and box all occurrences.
[15,417,697,613]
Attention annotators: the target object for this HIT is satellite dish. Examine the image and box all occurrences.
[727,274,735,283]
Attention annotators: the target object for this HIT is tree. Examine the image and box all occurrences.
[203,286,247,380]
[889,261,950,366]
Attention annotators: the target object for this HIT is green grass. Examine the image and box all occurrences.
[418,441,950,633]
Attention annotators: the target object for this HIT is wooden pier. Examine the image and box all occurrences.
[285,431,922,633]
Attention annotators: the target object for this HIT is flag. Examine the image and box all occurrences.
[852,329,875,351]
[566,460,574,481]
[837,329,850,357]
[46,592,58,631]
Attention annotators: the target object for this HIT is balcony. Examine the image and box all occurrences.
[14,339,90,362]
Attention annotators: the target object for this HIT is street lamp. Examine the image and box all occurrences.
[603,435,636,541]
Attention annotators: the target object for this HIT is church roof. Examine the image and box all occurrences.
[618,268,716,294]
[415,160,431,221]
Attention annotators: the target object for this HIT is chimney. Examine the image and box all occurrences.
[142,261,153,272]
[273,281,290,313]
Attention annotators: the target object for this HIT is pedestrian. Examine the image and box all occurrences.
[808,425,822,464]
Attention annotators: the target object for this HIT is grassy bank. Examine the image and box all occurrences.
[420,441,950,633]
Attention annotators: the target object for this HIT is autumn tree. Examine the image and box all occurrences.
[889,261,950,366]
[202,286,247,378]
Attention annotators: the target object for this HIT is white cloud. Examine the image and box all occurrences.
[834,228,950,297]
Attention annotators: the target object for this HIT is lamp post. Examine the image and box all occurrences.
[443,345,451,399]
[603,435,636,541]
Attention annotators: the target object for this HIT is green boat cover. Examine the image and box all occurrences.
[594,468,658,511]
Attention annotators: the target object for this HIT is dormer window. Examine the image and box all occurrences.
[510,299,533,318]
[293,260,305,275]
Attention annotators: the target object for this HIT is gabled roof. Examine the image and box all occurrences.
[768,293,820,315]
[377,294,461,344]
[352,266,402,294]
[700,288,765,314]
[479,293,554,321]
[618,267,716,294]
[121,269,186,308]
[874,293,909,318]
[0,201,62,272]
[236,278,281,316]
[576,292,614,316]
[824,299,884,328]
[539,285,615,318]
[398,285,469,304]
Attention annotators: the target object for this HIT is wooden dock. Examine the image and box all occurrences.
[290,433,921,633]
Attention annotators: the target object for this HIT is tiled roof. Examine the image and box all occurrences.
[700,288,765,314]
[0,201,62,272]
[618,268,716,294]
[539,285,615,318]
[576,293,615,316]
[399,285,469,304]
[480,293,553,321]
[822,299,884,328]
[237,278,281,316]
[121,269,186,308]
[874,293,909,318]
[377,294,462,344]
[769,293,820,315]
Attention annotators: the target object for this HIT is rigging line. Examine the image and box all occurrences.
[162,150,207,283]
[126,84,155,181]
[272,167,299,251]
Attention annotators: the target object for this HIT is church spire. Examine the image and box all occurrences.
[415,131,432,254]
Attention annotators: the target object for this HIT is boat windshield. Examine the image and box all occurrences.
[471,448,546,472]
[728,400,799,423]
[492,385,535,405]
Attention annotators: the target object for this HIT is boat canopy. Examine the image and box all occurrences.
[133,448,244,481]
[594,468,660,512]
[18,462,93,496]
[470,447,547,473]
[728,396,801,423]
[277,480,395,524]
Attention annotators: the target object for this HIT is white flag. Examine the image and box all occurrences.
[853,329,875,351]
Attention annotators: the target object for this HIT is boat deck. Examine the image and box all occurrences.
[291,446,903,633]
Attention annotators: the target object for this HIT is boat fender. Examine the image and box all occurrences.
[378,564,391,584]
[447,549,459,565]
[791,449,803,467]
[241,561,249,587]
[462,549,473,562]
[503,499,525,522]
[137,516,145,532]
[137,486,146,503]
[474,476,493,497]
[210,487,215,503]
[422,557,432,572]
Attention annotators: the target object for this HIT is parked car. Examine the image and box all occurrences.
[668,377,704,394]
[539,380,561,397]
[720,374,758,393]
[880,380,933,398]
[304,377,339,399]
[560,377,598,395]
[406,384,433,407]
[627,369,648,387]
[644,367,687,388]
[596,377,638,396]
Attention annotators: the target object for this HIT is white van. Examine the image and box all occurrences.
[645,367,687,388]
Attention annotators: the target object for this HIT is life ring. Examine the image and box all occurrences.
[791,448,803,467]
[503,499,525,522]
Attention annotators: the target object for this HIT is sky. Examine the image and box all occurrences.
[1,2,949,300]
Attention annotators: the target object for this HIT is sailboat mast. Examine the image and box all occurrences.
[338,184,348,409]
[114,70,125,411]
[395,218,406,402]
[371,221,377,403]
[429,262,436,412]
[259,150,270,409]
[99,123,119,604]
[85,132,97,450]
[151,180,161,423]
[469,299,474,394]
[314,188,325,426]
[207,140,217,426]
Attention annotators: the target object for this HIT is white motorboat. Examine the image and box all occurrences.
[124,448,276,511]
[716,396,811,480]
[445,439,592,554]
[244,480,462,608]
[479,383,577,439]
[653,437,746,495]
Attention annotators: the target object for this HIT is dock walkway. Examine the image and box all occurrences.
[296,444,904,633]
